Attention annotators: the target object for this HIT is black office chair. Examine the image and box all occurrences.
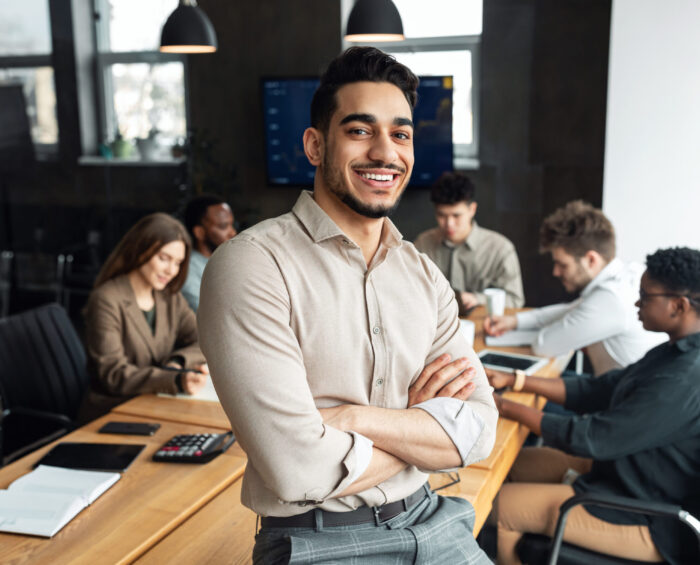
[0,303,88,465]
[516,493,700,565]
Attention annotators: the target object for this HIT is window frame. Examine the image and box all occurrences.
[93,0,190,150]
[0,53,58,160]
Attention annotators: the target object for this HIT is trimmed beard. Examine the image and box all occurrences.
[320,154,407,219]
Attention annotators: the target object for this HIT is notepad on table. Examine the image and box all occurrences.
[0,465,120,537]
[484,329,539,347]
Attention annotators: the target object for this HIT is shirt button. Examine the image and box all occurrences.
[376,379,384,386]
[372,326,381,334]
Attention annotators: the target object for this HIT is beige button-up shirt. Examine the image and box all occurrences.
[198,191,496,517]
[414,223,525,308]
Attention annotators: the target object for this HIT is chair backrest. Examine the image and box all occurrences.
[0,303,87,419]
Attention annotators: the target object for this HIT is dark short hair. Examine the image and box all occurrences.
[310,46,419,135]
[183,193,226,240]
[430,172,476,205]
[540,200,615,261]
[95,213,191,293]
[646,247,700,314]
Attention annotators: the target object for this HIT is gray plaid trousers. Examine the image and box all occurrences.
[253,488,492,564]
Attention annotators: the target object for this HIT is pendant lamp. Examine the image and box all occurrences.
[345,0,405,42]
[160,0,218,54]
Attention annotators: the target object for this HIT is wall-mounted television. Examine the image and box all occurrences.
[262,76,453,187]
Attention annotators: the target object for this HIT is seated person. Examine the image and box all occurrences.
[486,200,664,376]
[80,213,208,421]
[181,194,237,312]
[414,171,525,313]
[487,246,700,565]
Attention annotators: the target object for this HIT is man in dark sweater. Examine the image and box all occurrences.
[487,246,700,565]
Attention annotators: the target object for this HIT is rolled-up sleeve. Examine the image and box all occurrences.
[420,259,498,468]
[198,237,368,504]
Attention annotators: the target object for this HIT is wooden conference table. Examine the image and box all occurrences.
[0,307,566,564]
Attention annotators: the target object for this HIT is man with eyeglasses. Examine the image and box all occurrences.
[485,200,664,376]
[486,246,700,564]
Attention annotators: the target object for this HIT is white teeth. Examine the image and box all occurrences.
[360,172,394,181]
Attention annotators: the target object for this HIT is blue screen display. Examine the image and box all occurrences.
[262,77,453,187]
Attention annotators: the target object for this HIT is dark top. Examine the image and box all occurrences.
[541,332,700,565]
[142,306,156,334]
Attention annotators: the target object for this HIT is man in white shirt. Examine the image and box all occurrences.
[485,200,664,376]
[181,194,236,311]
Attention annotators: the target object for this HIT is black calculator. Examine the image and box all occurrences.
[152,431,236,463]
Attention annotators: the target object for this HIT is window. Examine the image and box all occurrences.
[94,0,187,150]
[0,0,58,156]
[341,0,482,167]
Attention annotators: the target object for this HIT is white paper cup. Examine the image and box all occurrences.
[484,288,506,317]
[459,319,475,346]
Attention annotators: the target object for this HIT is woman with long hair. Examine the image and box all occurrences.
[80,212,208,420]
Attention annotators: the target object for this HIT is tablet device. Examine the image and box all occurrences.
[478,349,549,375]
[35,442,145,473]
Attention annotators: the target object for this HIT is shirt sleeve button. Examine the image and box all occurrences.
[372,326,381,334]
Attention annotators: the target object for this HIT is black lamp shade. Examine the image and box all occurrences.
[160,3,218,53]
[345,0,405,42]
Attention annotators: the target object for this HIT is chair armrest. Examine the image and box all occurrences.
[548,493,700,565]
[5,406,74,428]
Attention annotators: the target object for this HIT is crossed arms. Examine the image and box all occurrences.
[198,236,496,505]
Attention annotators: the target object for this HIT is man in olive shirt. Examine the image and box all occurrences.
[199,48,496,563]
[486,247,700,565]
[415,172,524,314]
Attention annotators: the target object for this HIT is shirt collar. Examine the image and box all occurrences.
[581,257,623,297]
[292,190,403,249]
[442,221,480,250]
[674,331,700,352]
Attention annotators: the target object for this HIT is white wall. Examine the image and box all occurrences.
[602,0,700,264]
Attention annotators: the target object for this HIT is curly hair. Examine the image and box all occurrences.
[311,47,419,135]
[539,200,615,261]
[430,172,476,205]
[646,247,700,314]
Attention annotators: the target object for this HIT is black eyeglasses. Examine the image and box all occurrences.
[638,289,699,304]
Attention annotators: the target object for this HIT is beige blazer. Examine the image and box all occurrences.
[80,274,205,420]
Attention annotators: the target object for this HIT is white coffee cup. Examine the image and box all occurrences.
[459,319,475,346]
[484,288,506,317]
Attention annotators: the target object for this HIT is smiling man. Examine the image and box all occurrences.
[198,47,496,564]
[485,200,664,376]
[415,172,524,313]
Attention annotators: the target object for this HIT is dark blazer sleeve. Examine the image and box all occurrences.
[85,287,180,396]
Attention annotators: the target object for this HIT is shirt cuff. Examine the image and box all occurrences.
[516,310,539,329]
[413,397,485,470]
[540,413,571,450]
[344,431,374,486]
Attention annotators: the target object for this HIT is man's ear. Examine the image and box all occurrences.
[584,250,602,270]
[192,225,205,243]
[303,127,323,166]
[469,201,478,216]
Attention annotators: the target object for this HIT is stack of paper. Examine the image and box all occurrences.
[484,329,539,347]
[0,465,120,537]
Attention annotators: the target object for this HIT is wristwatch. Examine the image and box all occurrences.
[512,369,526,392]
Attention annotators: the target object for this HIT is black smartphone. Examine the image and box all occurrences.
[98,421,161,436]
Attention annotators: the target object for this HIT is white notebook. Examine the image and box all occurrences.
[0,465,120,538]
[484,329,539,347]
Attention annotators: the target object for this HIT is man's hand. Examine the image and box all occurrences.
[408,354,476,406]
[485,368,515,391]
[492,392,543,435]
[483,314,518,336]
[458,291,479,311]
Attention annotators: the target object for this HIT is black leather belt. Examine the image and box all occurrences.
[261,483,430,529]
